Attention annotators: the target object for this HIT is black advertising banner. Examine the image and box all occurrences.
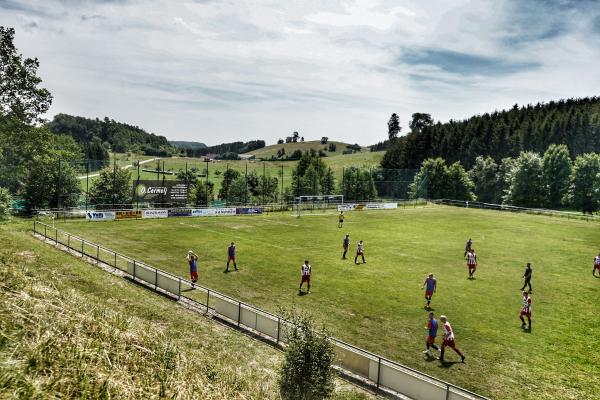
[133,180,188,204]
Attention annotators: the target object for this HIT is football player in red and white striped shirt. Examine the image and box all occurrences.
[520,291,532,330]
[466,248,477,279]
[299,260,311,294]
[593,253,600,277]
[439,315,465,363]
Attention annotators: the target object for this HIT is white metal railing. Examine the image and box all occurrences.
[432,199,599,222]
[32,221,489,400]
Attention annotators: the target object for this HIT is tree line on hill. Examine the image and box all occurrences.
[408,144,600,213]
[179,140,265,159]
[381,98,600,169]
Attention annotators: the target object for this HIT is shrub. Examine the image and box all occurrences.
[278,308,335,400]
[0,187,12,219]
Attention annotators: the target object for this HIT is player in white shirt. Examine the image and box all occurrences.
[593,253,600,277]
[520,291,532,330]
[299,260,311,293]
[354,240,366,264]
[466,248,477,279]
[439,315,465,363]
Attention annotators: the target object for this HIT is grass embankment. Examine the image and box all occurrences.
[0,221,371,399]
[56,206,600,399]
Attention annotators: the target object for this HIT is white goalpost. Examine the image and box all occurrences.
[293,195,344,217]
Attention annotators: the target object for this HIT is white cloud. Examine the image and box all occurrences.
[1,0,599,145]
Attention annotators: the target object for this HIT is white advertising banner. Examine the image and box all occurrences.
[85,211,116,221]
[215,207,237,215]
[337,204,357,211]
[192,208,215,217]
[365,203,398,209]
[142,209,168,219]
[191,208,237,217]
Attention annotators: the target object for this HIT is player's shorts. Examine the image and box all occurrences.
[228,256,236,261]
[467,263,476,269]
[595,265,600,271]
[339,219,344,223]
[357,251,364,255]
[427,336,436,345]
[301,275,311,283]
[425,290,433,298]
[190,271,198,282]
[520,310,531,318]
[441,339,456,348]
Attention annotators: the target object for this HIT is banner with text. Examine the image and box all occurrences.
[86,211,115,221]
[116,210,142,220]
[133,180,188,204]
[365,203,398,209]
[191,208,237,217]
[142,209,169,219]
[236,207,263,215]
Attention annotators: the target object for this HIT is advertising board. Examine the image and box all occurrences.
[132,180,188,204]
[168,208,192,217]
[142,209,168,219]
[115,210,142,220]
[85,211,115,221]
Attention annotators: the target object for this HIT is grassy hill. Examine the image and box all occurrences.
[0,220,371,400]
[244,140,364,158]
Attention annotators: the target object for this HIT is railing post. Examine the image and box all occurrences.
[178,278,182,300]
[276,317,281,344]
[376,357,381,388]
[238,301,241,327]
[206,289,210,309]
[114,252,117,268]
[44,225,47,239]
[445,384,450,400]
[81,239,84,256]
[133,260,137,278]
[155,268,158,290]
[55,228,58,245]
[67,234,70,250]
[96,245,99,265]
[33,220,36,235]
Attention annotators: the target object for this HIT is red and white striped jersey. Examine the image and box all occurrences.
[594,256,600,266]
[301,264,311,276]
[443,322,455,341]
[522,295,532,313]
[357,243,364,252]
[467,252,477,265]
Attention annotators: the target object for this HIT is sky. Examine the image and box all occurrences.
[1,0,600,146]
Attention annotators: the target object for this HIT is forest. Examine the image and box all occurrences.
[382,98,600,169]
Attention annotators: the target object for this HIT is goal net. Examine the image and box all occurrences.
[293,195,344,216]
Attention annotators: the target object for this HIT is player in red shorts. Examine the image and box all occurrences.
[421,273,437,309]
[186,250,199,287]
[439,315,465,363]
[423,312,440,358]
[520,291,532,330]
[354,240,366,264]
[466,248,477,279]
[299,260,311,294]
[225,241,238,272]
[593,253,600,277]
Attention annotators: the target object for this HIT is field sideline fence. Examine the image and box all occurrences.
[32,220,489,400]
[432,199,600,222]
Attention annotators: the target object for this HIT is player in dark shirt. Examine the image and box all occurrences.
[520,263,532,292]
[342,234,350,259]
[225,242,238,272]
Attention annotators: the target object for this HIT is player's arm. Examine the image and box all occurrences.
[433,281,437,293]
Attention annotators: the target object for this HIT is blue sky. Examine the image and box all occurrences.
[1,0,599,145]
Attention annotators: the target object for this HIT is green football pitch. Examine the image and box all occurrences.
[55,206,600,400]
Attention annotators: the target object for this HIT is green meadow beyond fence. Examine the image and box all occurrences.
[32,220,487,400]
